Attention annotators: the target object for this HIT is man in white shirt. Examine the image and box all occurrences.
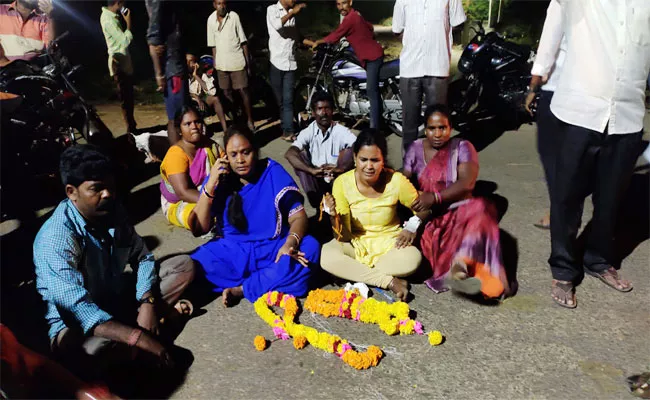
[392,0,466,154]
[544,0,650,308]
[525,0,566,230]
[207,0,255,133]
[266,0,314,142]
[285,91,356,208]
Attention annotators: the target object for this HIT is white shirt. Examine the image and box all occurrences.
[207,11,248,72]
[292,121,357,167]
[530,0,567,92]
[188,73,216,97]
[550,0,650,134]
[266,2,300,71]
[392,0,466,78]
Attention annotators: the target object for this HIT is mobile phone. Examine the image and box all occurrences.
[120,7,128,15]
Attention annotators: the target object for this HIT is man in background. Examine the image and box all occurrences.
[208,0,255,132]
[392,0,466,155]
[100,0,137,135]
[0,0,53,61]
[146,0,188,144]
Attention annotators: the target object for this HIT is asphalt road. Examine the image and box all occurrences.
[43,104,650,398]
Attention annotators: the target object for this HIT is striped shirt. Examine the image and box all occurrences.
[99,7,133,76]
[392,0,466,78]
[0,1,51,61]
[34,199,157,339]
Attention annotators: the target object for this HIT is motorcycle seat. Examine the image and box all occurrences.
[500,41,531,58]
[379,59,400,80]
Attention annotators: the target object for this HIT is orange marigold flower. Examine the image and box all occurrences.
[254,335,267,351]
[293,336,308,349]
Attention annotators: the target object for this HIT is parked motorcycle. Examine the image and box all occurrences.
[448,22,536,130]
[294,41,411,136]
[0,31,114,218]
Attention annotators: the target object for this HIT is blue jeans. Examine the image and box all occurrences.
[365,57,383,129]
[270,64,295,135]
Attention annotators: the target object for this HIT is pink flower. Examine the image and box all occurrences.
[414,321,424,335]
[272,327,290,340]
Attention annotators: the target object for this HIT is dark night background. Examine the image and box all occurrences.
[2,0,551,103]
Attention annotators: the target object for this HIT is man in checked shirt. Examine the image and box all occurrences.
[33,145,195,380]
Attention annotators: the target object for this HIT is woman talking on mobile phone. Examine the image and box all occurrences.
[188,126,319,307]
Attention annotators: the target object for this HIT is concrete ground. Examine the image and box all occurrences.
[45,105,650,398]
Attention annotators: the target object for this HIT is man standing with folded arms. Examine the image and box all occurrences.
[545,0,650,308]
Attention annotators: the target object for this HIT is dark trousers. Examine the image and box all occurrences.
[269,64,295,135]
[365,57,383,129]
[294,150,354,208]
[113,72,136,133]
[400,76,448,153]
[549,122,642,282]
[536,90,561,198]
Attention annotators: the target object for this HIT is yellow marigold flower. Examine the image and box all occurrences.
[293,336,308,350]
[254,335,267,351]
[428,331,444,346]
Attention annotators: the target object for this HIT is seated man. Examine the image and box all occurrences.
[187,53,228,133]
[285,91,356,208]
[0,0,53,62]
[33,145,195,381]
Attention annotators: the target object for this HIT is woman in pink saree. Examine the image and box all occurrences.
[403,105,509,299]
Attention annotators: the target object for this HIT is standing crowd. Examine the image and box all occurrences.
[1,0,649,397]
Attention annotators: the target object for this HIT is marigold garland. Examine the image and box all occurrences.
[254,291,383,370]
[293,336,308,350]
[303,288,429,337]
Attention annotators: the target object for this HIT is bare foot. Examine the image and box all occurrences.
[389,278,409,302]
[222,286,243,307]
[534,212,551,229]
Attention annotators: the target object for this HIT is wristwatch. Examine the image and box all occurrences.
[140,295,155,305]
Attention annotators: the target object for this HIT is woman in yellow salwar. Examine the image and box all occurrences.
[160,105,224,230]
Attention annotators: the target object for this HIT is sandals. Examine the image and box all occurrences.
[446,260,482,296]
[533,214,551,230]
[585,266,633,292]
[551,279,577,309]
[281,134,297,142]
[628,373,650,399]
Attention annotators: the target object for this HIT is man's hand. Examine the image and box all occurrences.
[192,63,199,77]
[524,91,537,117]
[136,331,174,369]
[411,192,436,212]
[310,167,325,177]
[291,3,307,15]
[123,8,132,30]
[395,229,416,249]
[137,303,159,335]
[322,164,344,176]
[196,99,207,112]
[38,0,53,15]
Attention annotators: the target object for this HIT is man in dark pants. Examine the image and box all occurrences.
[146,0,188,144]
[525,0,564,230]
[391,0,466,155]
[266,0,315,142]
[544,0,649,308]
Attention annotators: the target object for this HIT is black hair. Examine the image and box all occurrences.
[352,128,388,160]
[310,90,335,111]
[174,104,204,131]
[106,0,121,7]
[423,104,452,126]
[222,125,258,233]
[59,145,114,187]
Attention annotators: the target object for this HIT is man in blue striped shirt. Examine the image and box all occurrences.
[33,145,195,375]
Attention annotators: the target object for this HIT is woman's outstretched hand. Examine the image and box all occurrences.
[274,242,309,266]
[411,191,436,213]
[395,229,416,249]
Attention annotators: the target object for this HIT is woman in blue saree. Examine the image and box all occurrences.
[188,126,318,306]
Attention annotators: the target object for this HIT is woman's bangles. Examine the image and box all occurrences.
[289,232,301,246]
[433,190,442,205]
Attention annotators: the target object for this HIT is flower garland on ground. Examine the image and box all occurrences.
[254,291,383,370]
[303,288,442,339]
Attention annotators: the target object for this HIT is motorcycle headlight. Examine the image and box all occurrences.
[458,59,473,75]
[490,57,504,66]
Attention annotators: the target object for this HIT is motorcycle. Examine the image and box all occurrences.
[294,41,413,136]
[448,21,536,130]
[0,31,114,217]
